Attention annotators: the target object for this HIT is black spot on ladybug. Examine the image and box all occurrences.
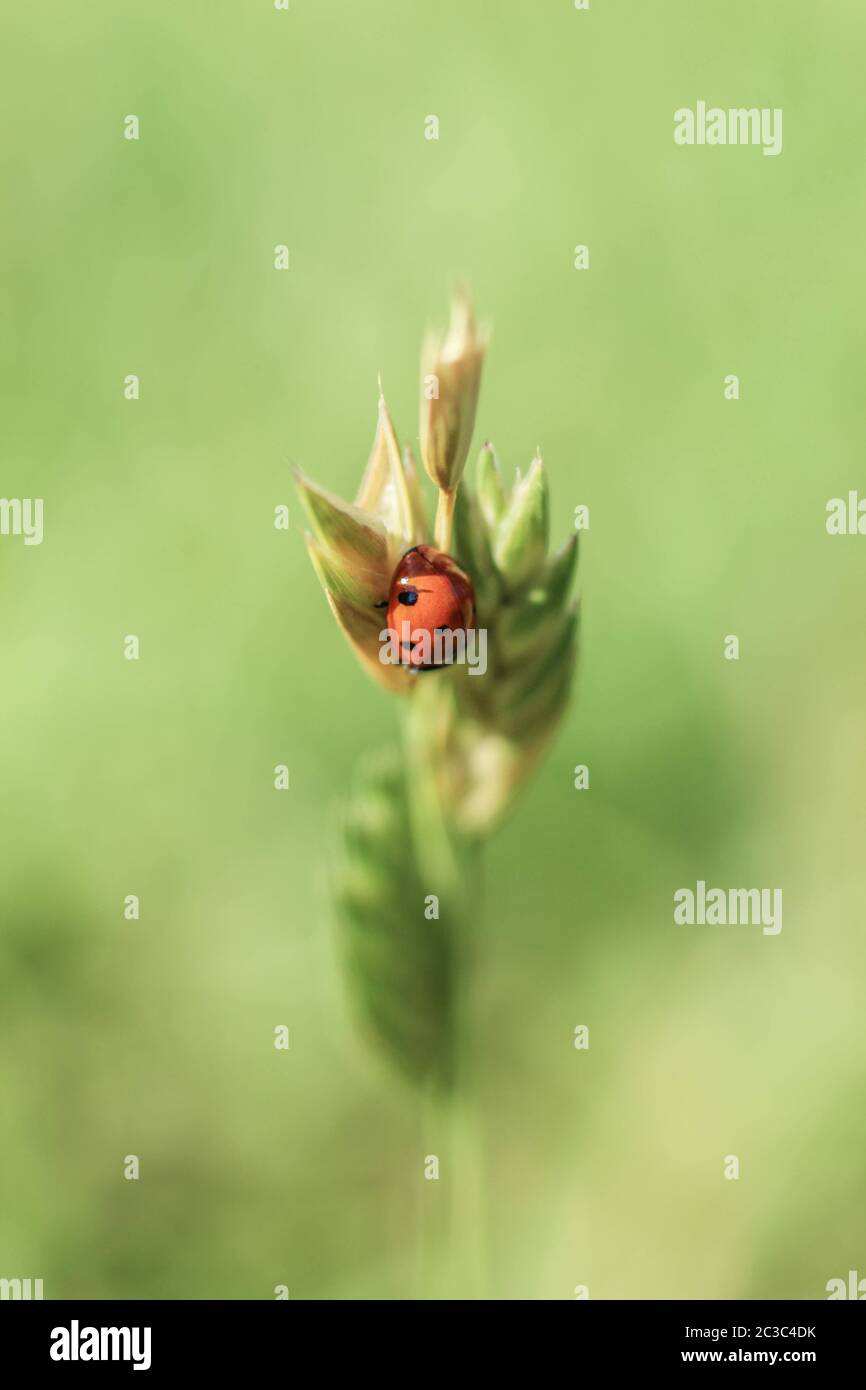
[397,589,419,606]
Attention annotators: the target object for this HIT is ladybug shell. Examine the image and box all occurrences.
[386,545,476,669]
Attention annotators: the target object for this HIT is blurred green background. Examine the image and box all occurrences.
[1,0,865,1300]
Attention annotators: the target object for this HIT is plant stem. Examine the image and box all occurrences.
[404,686,488,1297]
[434,488,456,552]
[417,1075,449,1298]
[446,892,488,1300]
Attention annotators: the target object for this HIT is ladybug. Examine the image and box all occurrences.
[385,545,475,670]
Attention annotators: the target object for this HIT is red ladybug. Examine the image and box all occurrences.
[386,545,475,670]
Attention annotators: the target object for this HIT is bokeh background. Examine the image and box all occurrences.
[1,0,865,1299]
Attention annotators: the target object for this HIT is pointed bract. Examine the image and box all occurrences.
[295,467,390,589]
[355,394,421,560]
[476,442,508,533]
[305,532,388,607]
[419,292,487,493]
[493,454,549,590]
[542,533,578,608]
[325,590,409,694]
